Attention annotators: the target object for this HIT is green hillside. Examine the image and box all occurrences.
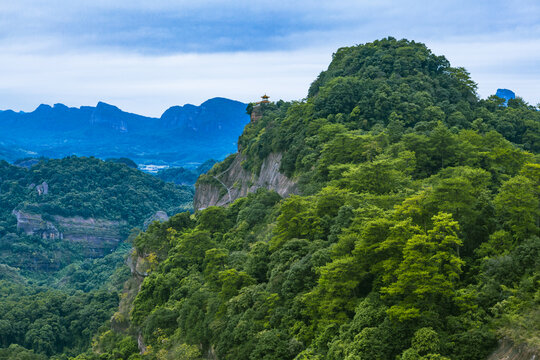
[5,38,539,360]
[0,157,194,359]
[89,38,540,360]
[0,156,193,275]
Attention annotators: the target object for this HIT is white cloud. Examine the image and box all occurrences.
[0,1,538,113]
[427,38,540,104]
[0,48,332,116]
[1,37,538,118]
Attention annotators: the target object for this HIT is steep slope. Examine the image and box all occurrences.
[49,38,540,360]
[0,157,196,358]
[194,152,298,210]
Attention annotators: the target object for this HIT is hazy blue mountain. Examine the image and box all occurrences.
[0,141,37,162]
[495,88,516,106]
[0,97,249,166]
[155,159,218,185]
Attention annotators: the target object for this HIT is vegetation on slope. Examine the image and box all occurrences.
[0,157,195,359]
[83,38,540,360]
[0,157,193,273]
[11,37,540,360]
[3,156,193,225]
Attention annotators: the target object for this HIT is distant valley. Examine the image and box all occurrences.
[0,97,250,166]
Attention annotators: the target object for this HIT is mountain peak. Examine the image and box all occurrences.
[96,101,120,111]
[34,104,52,112]
[53,103,69,110]
[495,88,515,106]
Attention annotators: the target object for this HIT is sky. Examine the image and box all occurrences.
[0,0,539,116]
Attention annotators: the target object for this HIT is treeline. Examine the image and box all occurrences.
[77,38,539,360]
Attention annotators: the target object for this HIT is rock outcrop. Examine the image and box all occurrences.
[194,152,298,210]
[250,104,263,122]
[36,181,49,195]
[13,210,126,257]
[143,211,169,229]
[487,339,539,360]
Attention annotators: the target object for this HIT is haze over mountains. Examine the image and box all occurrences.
[0,97,249,166]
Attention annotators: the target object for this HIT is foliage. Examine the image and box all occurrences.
[0,281,119,357]
[88,38,540,360]
[4,38,539,359]
[0,157,195,359]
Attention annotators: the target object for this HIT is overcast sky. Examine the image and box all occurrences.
[0,0,539,116]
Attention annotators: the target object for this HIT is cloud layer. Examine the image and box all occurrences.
[0,0,538,114]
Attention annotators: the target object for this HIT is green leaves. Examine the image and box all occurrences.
[494,174,540,240]
[382,213,464,321]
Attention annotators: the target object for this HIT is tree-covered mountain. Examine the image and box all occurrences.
[0,97,249,166]
[0,156,193,274]
[72,38,540,360]
[0,156,196,359]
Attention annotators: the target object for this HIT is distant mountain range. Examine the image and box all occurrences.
[0,97,250,166]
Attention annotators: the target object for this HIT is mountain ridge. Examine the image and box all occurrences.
[0,97,250,165]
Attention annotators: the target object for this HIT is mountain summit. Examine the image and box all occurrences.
[495,88,516,106]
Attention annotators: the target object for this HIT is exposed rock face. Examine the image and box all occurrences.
[13,210,126,257]
[111,252,147,333]
[13,210,60,239]
[488,339,539,360]
[36,181,48,195]
[250,104,263,122]
[143,210,169,229]
[194,152,298,210]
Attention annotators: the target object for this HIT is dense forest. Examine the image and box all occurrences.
[3,38,539,359]
[0,157,194,274]
[0,157,193,227]
[74,38,539,360]
[0,157,194,359]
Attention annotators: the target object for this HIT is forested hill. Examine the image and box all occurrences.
[47,38,540,360]
[0,156,193,228]
[0,156,196,359]
[0,156,193,273]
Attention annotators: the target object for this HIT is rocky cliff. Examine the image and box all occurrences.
[194,152,298,210]
[13,210,126,257]
[488,339,539,360]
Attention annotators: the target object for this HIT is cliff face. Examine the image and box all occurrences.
[194,152,298,210]
[13,210,126,257]
[488,339,539,360]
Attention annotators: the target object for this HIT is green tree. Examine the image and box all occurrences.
[382,213,464,321]
[494,175,539,240]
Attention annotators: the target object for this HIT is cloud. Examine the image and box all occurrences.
[2,1,539,54]
[428,38,540,105]
[0,1,538,114]
[0,48,332,116]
